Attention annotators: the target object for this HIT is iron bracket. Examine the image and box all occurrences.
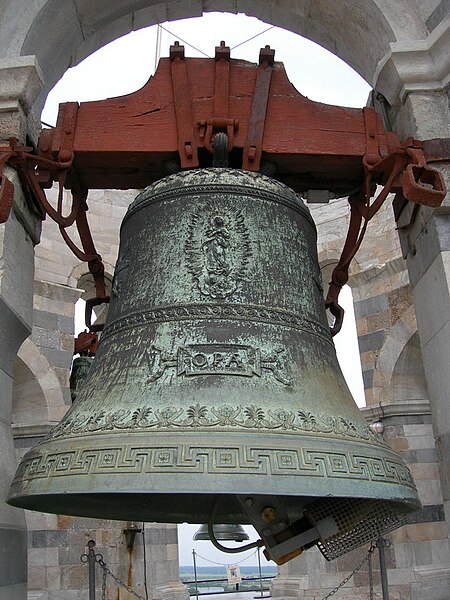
[170,42,199,169]
[199,41,240,155]
[242,46,274,172]
[326,136,446,335]
[0,137,108,303]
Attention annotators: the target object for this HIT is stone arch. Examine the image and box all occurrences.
[14,337,67,425]
[0,0,429,114]
[372,304,426,403]
[70,261,115,295]
[391,330,427,402]
[70,262,114,332]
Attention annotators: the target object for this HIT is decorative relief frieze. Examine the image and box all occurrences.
[101,302,331,344]
[125,171,313,226]
[12,444,415,489]
[46,404,386,447]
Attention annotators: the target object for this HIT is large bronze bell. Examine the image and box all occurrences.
[8,169,420,563]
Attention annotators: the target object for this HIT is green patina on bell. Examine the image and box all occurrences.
[193,524,249,542]
[8,169,420,563]
[70,355,94,402]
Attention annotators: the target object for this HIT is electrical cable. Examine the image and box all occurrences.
[231,26,275,50]
[157,24,211,58]
[207,499,263,554]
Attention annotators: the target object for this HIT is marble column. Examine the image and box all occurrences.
[0,59,43,599]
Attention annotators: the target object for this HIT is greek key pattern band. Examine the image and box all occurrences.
[13,444,416,489]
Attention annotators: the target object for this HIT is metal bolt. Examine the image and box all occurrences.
[261,507,277,523]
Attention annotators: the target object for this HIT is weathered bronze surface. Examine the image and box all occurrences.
[8,169,420,560]
[193,523,249,542]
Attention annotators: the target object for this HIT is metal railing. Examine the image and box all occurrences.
[182,575,274,596]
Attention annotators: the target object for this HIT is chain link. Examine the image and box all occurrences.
[97,558,146,600]
[101,563,107,600]
[81,543,146,600]
[319,544,377,600]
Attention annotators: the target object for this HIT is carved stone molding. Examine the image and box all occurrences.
[374,18,450,104]
[0,56,43,143]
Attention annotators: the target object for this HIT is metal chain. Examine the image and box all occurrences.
[320,544,377,600]
[368,547,374,600]
[101,564,107,600]
[97,557,146,600]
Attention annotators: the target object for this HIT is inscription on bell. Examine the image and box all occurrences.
[178,344,260,377]
[146,343,291,385]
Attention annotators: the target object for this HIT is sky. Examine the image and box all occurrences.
[46,11,370,568]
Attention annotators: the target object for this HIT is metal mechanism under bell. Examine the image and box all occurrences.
[8,169,420,564]
[193,524,249,542]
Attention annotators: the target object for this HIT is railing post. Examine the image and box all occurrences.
[87,539,97,600]
[377,538,390,600]
[192,549,199,600]
[255,546,265,598]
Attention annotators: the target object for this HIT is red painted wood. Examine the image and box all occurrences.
[41,55,399,193]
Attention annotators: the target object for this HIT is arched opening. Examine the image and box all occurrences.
[8,1,406,115]
[12,357,48,428]
[41,12,372,128]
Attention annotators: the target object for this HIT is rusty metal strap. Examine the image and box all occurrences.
[242,46,275,172]
[1,138,107,303]
[170,43,199,169]
[202,43,239,154]
[422,138,450,162]
[325,137,447,335]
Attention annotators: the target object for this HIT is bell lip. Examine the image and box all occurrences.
[6,490,421,525]
[8,428,421,522]
[8,466,421,512]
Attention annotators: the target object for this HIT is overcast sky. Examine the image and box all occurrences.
[47,12,370,568]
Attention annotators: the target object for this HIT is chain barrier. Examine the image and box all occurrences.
[82,539,380,600]
[319,544,377,600]
[97,556,146,600]
[193,548,258,566]
[81,540,146,600]
[368,546,374,600]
